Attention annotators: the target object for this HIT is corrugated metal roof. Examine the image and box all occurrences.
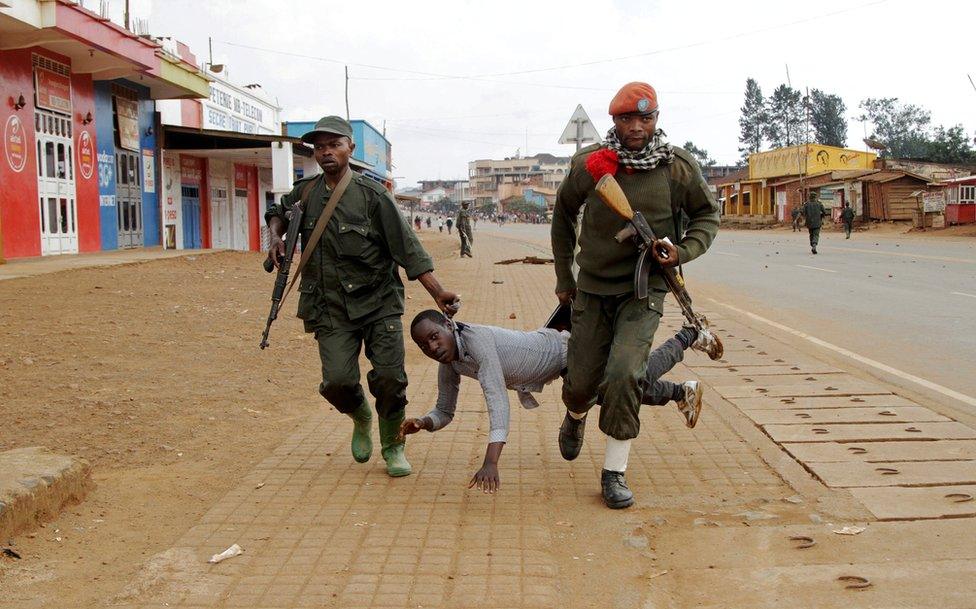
[859,170,928,183]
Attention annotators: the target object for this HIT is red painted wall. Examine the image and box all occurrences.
[236,163,260,251]
[0,49,41,259]
[0,48,101,258]
[200,158,211,248]
[180,99,201,129]
[71,71,100,252]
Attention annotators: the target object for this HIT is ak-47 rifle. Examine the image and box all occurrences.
[259,203,303,349]
[593,174,715,337]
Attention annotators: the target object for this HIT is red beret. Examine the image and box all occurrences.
[609,82,658,116]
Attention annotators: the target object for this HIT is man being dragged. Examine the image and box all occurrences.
[398,308,721,492]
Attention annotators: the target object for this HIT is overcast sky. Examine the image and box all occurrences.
[124,0,976,187]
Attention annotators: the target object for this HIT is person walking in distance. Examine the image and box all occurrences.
[457,201,474,258]
[802,191,828,254]
[841,202,855,239]
[551,82,720,509]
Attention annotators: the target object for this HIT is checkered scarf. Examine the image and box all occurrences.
[604,127,674,170]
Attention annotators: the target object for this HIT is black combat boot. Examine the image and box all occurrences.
[601,469,634,509]
[558,411,586,461]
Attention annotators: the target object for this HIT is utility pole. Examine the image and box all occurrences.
[124,0,130,30]
[344,66,350,121]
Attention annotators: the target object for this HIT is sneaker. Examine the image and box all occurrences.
[600,469,634,509]
[676,380,702,428]
[690,326,724,361]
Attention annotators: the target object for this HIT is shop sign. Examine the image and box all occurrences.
[202,80,275,135]
[180,156,203,184]
[34,67,72,114]
[100,195,116,207]
[4,115,27,172]
[116,97,140,152]
[78,130,94,179]
[234,165,249,189]
[142,149,155,193]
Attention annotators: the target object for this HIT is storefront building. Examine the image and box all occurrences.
[158,67,308,252]
[0,0,209,262]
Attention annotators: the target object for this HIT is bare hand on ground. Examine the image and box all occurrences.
[469,462,500,494]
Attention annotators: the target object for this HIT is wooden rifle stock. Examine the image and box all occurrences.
[593,174,702,329]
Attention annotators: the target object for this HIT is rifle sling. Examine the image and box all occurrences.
[279,168,353,309]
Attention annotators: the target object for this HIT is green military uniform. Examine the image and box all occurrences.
[457,206,473,257]
[265,169,433,471]
[841,204,855,239]
[791,205,802,231]
[802,194,827,252]
[551,146,720,441]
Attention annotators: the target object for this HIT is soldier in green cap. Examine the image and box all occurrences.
[266,115,460,477]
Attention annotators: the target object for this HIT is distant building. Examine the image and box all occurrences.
[468,153,570,210]
[417,179,468,206]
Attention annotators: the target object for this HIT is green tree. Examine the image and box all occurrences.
[808,89,847,147]
[764,84,805,148]
[927,124,976,164]
[737,78,766,162]
[682,141,716,167]
[857,98,931,158]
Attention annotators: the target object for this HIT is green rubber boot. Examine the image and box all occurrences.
[348,400,373,463]
[378,415,412,477]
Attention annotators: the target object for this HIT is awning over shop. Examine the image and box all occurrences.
[0,0,209,99]
[162,125,305,152]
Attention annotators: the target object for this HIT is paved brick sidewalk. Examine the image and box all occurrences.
[108,229,974,609]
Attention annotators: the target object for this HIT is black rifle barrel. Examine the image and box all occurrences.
[260,203,304,349]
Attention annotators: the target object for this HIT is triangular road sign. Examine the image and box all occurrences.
[558,104,601,148]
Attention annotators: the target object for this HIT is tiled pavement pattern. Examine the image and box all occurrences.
[687,314,976,521]
[110,228,975,608]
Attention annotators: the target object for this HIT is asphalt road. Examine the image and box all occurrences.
[474,221,976,411]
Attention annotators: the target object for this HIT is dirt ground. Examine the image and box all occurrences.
[0,235,455,608]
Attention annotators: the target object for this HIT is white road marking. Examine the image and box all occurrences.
[796,264,837,273]
[709,299,976,409]
[952,291,976,299]
[714,252,741,257]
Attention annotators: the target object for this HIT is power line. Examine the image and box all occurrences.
[215,0,889,89]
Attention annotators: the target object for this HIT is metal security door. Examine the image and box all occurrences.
[181,185,201,249]
[34,110,78,255]
[116,150,143,248]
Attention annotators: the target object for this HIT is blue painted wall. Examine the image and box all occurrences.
[92,79,157,249]
[93,81,117,251]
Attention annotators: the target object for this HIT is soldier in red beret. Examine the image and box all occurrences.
[551,82,721,508]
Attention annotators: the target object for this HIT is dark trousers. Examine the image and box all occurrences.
[642,338,685,405]
[844,220,853,238]
[460,230,472,257]
[562,291,661,440]
[315,316,408,420]
[807,226,821,248]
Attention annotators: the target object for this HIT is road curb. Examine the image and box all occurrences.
[0,446,93,541]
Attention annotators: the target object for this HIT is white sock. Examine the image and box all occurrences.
[567,410,586,421]
[603,437,633,472]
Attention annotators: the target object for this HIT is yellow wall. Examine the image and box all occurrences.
[749,145,876,180]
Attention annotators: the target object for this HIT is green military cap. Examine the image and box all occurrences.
[301,115,353,143]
